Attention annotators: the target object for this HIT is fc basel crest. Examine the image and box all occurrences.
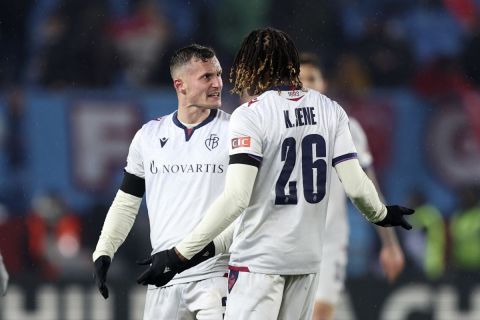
[205,134,219,151]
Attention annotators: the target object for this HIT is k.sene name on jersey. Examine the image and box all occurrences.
[283,106,317,128]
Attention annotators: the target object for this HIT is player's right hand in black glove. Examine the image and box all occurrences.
[375,205,415,230]
[93,255,111,299]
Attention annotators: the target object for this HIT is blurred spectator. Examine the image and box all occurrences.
[0,0,34,87]
[461,22,480,87]
[38,0,119,88]
[109,0,171,86]
[1,89,29,213]
[403,190,446,279]
[25,192,89,280]
[444,0,478,30]
[355,18,414,87]
[214,0,271,56]
[330,52,371,98]
[401,0,465,64]
[147,0,216,86]
[412,56,472,98]
[338,0,415,41]
[461,90,480,145]
[271,1,340,74]
[4,89,26,170]
[450,185,480,271]
[156,0,209,44]
[0,204,28,277]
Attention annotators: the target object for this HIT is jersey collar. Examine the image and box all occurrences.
[268,85,302,91]
[172,109,218,141]
[267,85,306,101]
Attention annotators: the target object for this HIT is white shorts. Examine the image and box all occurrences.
[143,276,227,320]
[315,247,347,305]
[225,270,319,320]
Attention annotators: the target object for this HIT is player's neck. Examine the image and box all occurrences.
[240,91,258,104]
[177,106,211,125]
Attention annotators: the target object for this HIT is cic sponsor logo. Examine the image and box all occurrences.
[231,136,251,149]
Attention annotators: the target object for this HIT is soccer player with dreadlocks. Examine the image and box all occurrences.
[143,27,415,320]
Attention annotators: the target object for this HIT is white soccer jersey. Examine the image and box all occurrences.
[125,109,230,284]
[323,117,373,252]
[228,88,357,274]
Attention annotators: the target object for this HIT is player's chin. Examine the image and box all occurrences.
[206,97,222,109]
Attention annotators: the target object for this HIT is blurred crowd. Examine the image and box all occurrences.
[1,0,480,285]
[0,0,479,93]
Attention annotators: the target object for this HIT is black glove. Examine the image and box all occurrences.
[177,242,215,273]
[136,242,215,287]
[375,205,415,230]
[93,255,111,299]
[136,248,181,287]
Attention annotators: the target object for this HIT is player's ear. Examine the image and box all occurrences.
[173,78,186,93]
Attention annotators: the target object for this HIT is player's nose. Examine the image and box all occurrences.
[212,75,223,89]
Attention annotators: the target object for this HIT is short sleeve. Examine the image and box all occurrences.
[229,106,263,157]
[332,104,357,166]
[349,118,373,168]
[125,128,145,178]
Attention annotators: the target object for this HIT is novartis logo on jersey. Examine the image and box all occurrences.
[149,160,224,174]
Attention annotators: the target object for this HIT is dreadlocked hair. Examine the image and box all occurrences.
[230,27,302,96]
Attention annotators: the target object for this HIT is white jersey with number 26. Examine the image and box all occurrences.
[228,88,357,275]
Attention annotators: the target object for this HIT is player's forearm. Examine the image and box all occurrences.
[364,167,400,245]
[93,190,142,261]
[213,223,235,255]
[176,164,258,259]
[376,226,400,246]
[335,159,387,222]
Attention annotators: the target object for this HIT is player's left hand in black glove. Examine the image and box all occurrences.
[136,248,181,287]
[136,242,215,287]
[93,255,111,299]
[375,205,415,230]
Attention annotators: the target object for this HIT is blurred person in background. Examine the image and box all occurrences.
[109,0,172,86]
[299,52,405,320]
[329,51,372,99]
[93,44,233,320]
[0,251,8,296]
[448,184,480,308]
[355,17,414,87]
[412,56,471,99]
[2,89,28,213]
[450,185,480,272]
[0,0,33,87]
[25,191,88,280]
[38,0,119,88]
[403,189,445,280]
[461,19,480,88]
